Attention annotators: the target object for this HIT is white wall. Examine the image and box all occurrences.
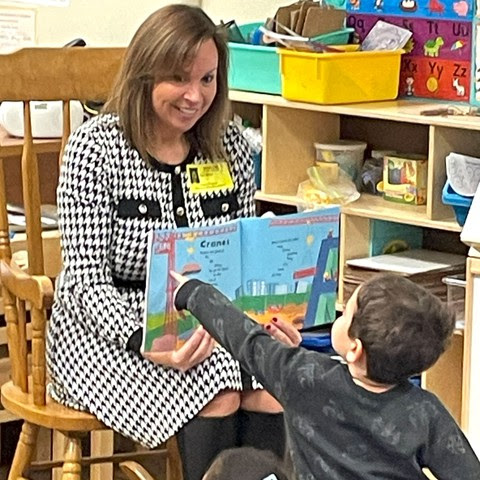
[3,0,293,47]
[201,0,293,24]
[25,0,201,47]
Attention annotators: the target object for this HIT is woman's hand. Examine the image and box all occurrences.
[143,326,215,372]
[265,317,302,347]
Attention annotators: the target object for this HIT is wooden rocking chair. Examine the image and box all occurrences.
[0,47,181,480]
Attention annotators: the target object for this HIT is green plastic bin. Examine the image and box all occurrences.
[228,23,281,95]
[228,24,354,95]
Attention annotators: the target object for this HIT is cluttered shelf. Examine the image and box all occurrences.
[255,191,462,232]
[229,91,480,131]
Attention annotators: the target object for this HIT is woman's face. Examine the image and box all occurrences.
[151,38,218,138]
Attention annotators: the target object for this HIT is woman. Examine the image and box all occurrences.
[46,5,299,479]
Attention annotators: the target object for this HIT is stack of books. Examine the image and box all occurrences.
[344,249,466,304]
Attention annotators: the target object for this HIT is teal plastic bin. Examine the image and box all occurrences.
[228,23,281,95]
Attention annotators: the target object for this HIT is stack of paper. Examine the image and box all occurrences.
[344,249,466,303]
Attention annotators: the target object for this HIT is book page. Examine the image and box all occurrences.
[143,221,242,353]
[240,208,340,330]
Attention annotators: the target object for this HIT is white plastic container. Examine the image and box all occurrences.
[314,140,367,183]
[0,100,84,138]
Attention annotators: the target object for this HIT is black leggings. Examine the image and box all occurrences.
[176,410,285,480]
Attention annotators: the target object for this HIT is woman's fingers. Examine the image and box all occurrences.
[188,331,216,368]
[172,327,206,364]
[266,323,294,346]
[265,317,302,347]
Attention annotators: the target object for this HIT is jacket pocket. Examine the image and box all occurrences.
[200,191,239,218]
[117,198,162,219]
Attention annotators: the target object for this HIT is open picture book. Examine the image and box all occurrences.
[142,208,340,353]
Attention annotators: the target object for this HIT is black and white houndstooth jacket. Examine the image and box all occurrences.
[46,113,256,448]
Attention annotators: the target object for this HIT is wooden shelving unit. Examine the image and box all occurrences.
[230,90,477,427]
[0,126,61,156]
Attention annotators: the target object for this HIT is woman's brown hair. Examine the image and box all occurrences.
[104,4,229,162]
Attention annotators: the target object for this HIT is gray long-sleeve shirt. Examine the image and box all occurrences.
[176,280,480,480]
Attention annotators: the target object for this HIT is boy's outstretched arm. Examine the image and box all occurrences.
[172,274,319,402]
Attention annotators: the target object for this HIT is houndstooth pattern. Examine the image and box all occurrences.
[46,114,257,448]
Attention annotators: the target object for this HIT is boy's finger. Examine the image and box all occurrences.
[170,270,185,284]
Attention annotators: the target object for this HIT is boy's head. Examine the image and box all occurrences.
[332,273,455,385]
[203,447,290,480]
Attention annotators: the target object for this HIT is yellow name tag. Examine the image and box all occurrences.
[187,162,234,193]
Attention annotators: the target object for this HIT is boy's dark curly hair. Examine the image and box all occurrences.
[349,273,456,384]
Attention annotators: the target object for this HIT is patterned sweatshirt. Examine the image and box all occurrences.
[176,280,480,480]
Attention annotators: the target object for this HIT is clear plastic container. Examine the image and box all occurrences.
[314,140,367,183]
[442,274,466,328]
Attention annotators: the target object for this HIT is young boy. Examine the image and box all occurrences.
[172,272,480,479]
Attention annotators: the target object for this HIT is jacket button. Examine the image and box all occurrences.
[176,206,185,216]
[221,203,229,213]
[174,166,181,175]
[138,203,148,214]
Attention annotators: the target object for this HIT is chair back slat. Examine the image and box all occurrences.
[60,100,72,166]
[21,102,44,276]
[17,299,28,388]
[0,47,125,405]
[0,158,11,262]
[31,307,47,405]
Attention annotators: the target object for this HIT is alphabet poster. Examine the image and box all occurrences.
[346,0,473,21]
[347,13,472,100]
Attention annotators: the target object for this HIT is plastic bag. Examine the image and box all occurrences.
[446,152,480,197]
[297,164,360,211]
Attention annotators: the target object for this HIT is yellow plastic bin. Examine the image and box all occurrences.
[279,49,403,105]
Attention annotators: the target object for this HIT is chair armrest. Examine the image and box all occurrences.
[0,258,54,310]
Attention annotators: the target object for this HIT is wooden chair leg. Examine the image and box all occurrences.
[90,430,114,480]
[8,421,39,480]
[166,436,183,480]
[61,434,82,480]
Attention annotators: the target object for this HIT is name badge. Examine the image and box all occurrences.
[187,162,233,193]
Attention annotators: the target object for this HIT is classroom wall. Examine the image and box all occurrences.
[29,0,200,47]
[15,0,292,47]
[201,0,293,24]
